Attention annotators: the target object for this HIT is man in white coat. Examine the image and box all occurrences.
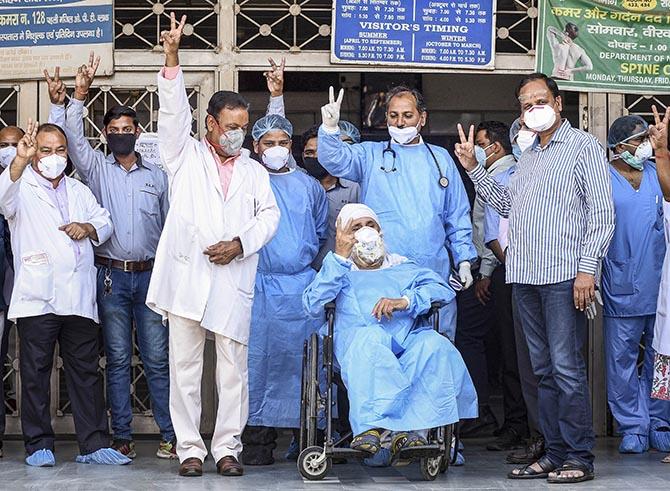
[147,13,280,478]
[0,121,130,467]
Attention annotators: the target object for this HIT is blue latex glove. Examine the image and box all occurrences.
[25,448,56,467]
[75,448,132,465]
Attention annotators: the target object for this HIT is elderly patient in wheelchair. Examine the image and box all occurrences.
[302,203,478,460]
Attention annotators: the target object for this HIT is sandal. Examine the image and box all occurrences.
[390,431,427,454]
[350,429,382,455]
[546,461,594,484]
[662,454,670,464]
[508,455,557,479]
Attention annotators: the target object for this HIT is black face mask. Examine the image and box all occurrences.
[302,157,329,180]
[107,133,137,157]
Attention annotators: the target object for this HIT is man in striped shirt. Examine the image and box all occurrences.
[455,73,614,484]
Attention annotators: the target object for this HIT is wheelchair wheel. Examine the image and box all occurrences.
[305,333,319,448]
[420,455,442,481]
[440,424,454,473]
[298,446,331,481]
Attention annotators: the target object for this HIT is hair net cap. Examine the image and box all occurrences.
[608,115,648,148]
[338,120,361,143]
[252,114,293,141]
[509,118,522,142]
[338,203,379,227]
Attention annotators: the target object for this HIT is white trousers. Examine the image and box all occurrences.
[168,313,248,463]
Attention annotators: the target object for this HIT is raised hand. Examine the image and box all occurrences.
[649,104,670,152]
[74,51,100,100]
[334,217,356,258]
[455,123,477,171]
[160,12,187,67]
[44,67,66,105]
[265,57,285,97]
[321,86,344,131]
[16,118,38,161]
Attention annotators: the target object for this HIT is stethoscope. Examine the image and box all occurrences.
[381,140,449,188]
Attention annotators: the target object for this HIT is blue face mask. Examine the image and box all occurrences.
[475,143,494,166]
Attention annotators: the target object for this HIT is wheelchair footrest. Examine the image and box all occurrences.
[395,443,443,460]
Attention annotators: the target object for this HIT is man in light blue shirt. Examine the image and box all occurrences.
[60,54,174,460]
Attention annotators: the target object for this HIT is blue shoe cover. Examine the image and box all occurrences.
[449,445,465,466]
[650,427,670,452]
[285,436,300,461]
[363,447,392,467]
[619,434,649,454]
[75,448,132,465]
[25,449,55,467]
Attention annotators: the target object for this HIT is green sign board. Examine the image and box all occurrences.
[536,0,670,94]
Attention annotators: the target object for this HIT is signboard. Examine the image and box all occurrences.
[536,0,670,94]
[0,0,114,81]
[135,132,165,172]
[331,0,496,69]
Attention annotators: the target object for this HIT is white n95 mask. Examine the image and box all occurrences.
[37,154,67,179]
[0,146,17,168]
[516,129,537,153]
[524,105,557,132]
[352,226,385,265]
[262,146,290,170]
[388,123,420,145]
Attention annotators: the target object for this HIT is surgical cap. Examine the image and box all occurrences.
[252,114,293,141]
[338,120,361,143]
[607,115,648,148]
[509,117,522,143]
[338,203,379,226]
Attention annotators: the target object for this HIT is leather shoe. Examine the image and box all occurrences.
[217,455,244,476]
[179,457,203,477]
[506,436,545,464]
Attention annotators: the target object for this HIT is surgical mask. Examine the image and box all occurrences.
[0,146,17,168]
[219,128,245,157]
[388,122,420,145]
[475,143,494,166]
[524,105,557,132]
[302,157,329,180]
[516,129,537,152]
[37,154,67,179]
[262,145,290,170]
[618,140,653,171]
[351,226,385,265]
[106,133,137,156]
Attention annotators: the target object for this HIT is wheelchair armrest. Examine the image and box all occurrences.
[427,301,443,317]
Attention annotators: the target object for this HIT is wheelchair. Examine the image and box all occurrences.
[297,301,459,481]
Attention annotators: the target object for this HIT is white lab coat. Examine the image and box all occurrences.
[654,200,670,356]
[146,68,280,345]
[0,166,113,323]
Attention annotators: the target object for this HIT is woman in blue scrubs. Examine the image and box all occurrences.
[602,115,670,454]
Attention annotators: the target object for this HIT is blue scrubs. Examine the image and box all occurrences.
[602,162,670,438]
[247,169,328,428]
[303,252,478,435]
[317,128,477,338]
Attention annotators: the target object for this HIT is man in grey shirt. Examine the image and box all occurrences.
[60,53,175,460]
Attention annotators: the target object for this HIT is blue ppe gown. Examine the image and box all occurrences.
[247,169,328,428]
[317,128,477,339]
[601,162,670,439]
[303,252,478,435]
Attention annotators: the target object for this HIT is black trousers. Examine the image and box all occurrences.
[491,266,529,436]
[455,277,494,406]
[0,313,9,444]
[18,314,109,455]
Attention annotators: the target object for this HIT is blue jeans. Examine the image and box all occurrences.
[97,267,174,442]
[512,280,595,469]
